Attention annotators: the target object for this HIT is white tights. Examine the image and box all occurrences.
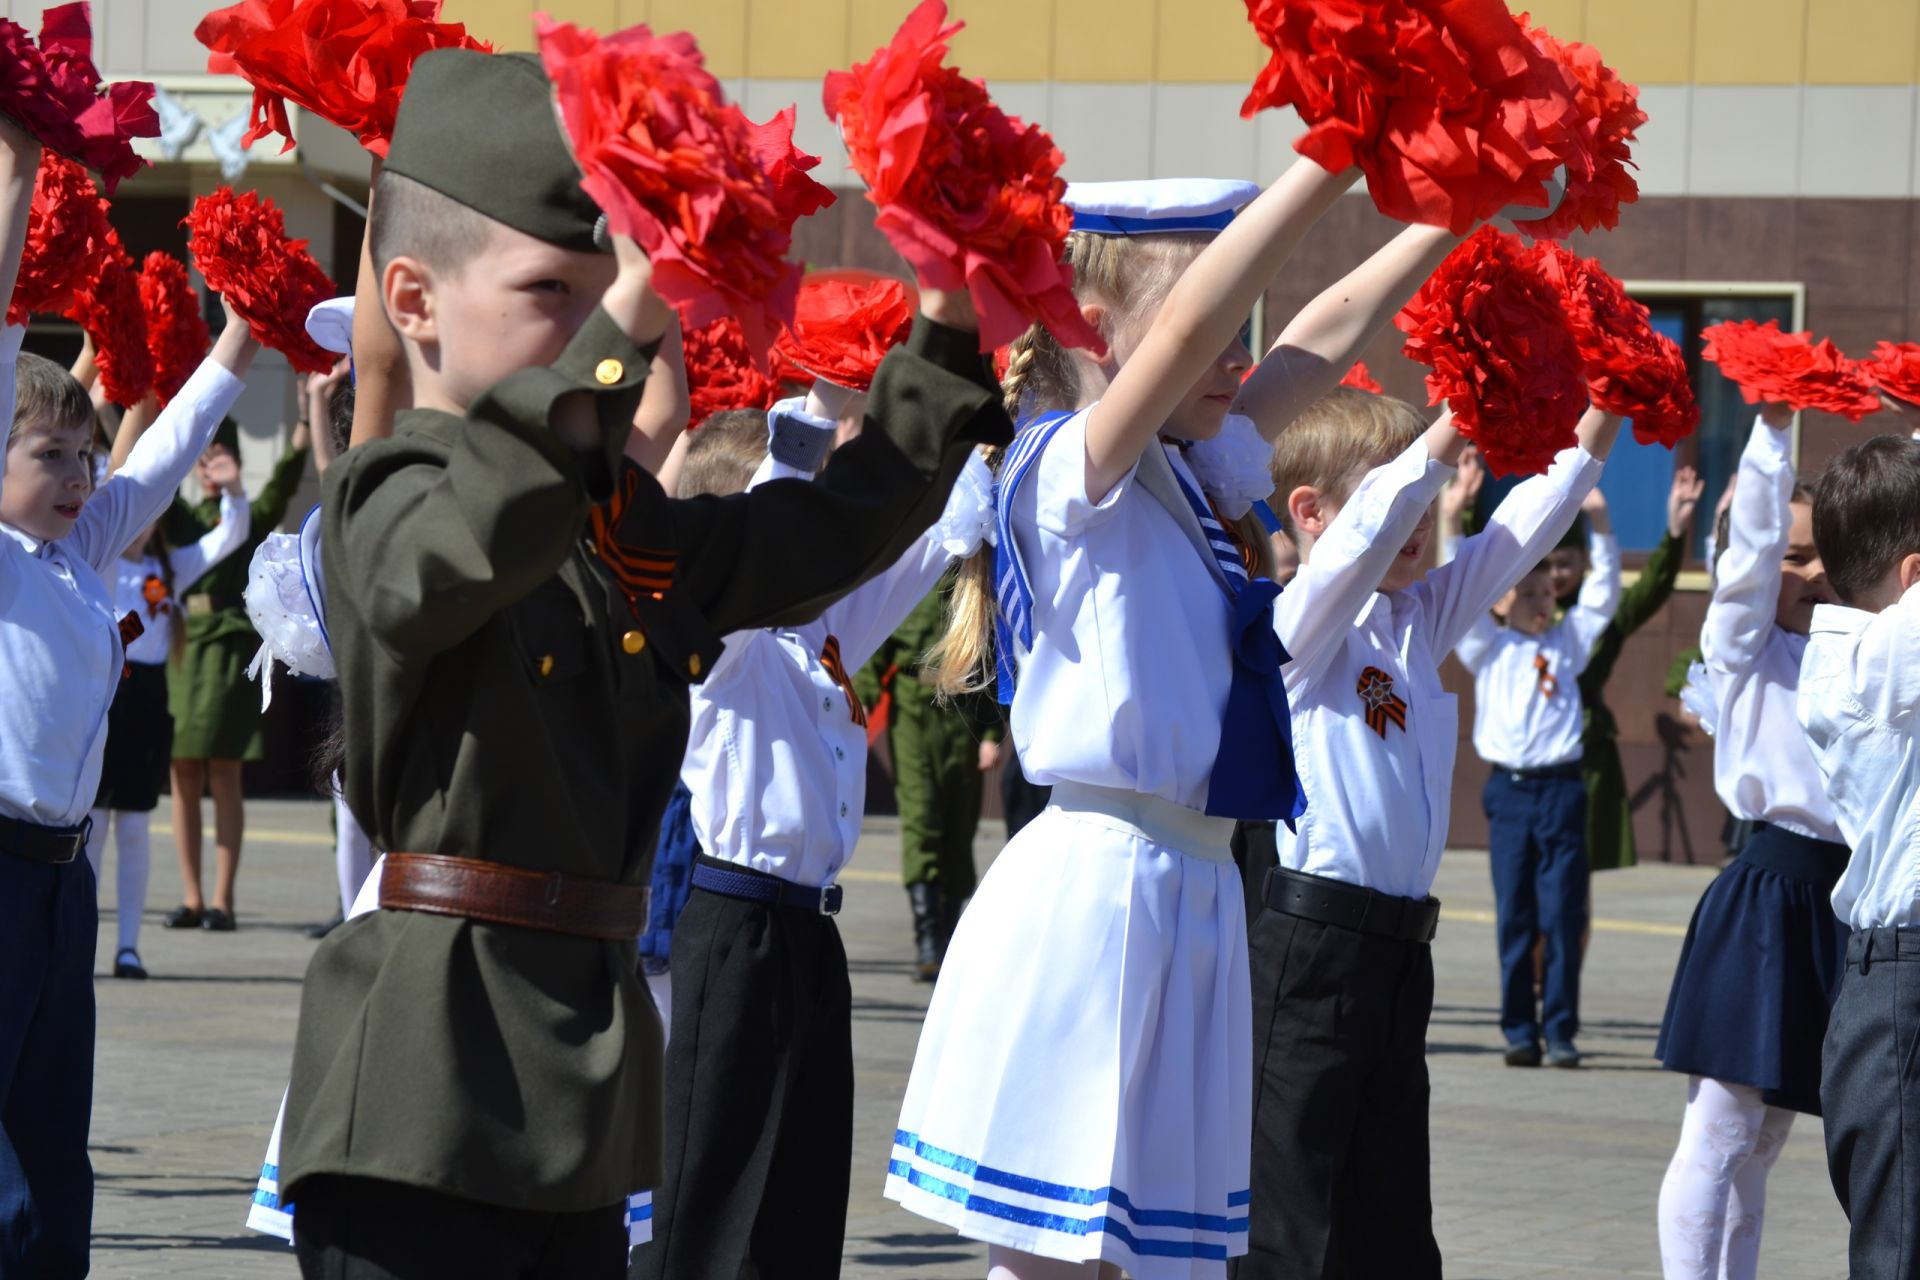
[86,808,152,956]
[986,1246,1122,1279]
[1657,1076,1795,1280]
[331,775,376,914]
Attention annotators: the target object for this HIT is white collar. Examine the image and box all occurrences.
[1810,601,1874,636]
[0,521,44,555]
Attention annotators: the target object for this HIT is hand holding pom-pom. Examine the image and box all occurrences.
[196,0,490,157]
[139,252,212,406]
[539,16,834,367]
[772,271,916,392]
[1395,225,1587,477]
[1530,242,1695,446]
[185,187,337,374]
[1513,14,1644,239]
[9,153,113,326]
[824,0,1102,355]
[684,315,786,429]
[1701,320,1882,423]
[66,238,154,406]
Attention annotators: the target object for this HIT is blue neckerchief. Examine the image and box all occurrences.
[991,411,1073,705]
[1166,452,1251,597]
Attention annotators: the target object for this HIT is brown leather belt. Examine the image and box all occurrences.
[380,853,652,942]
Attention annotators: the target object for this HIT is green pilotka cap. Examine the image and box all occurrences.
[383,49,608,255]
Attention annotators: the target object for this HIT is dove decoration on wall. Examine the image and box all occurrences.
[150,86,203,159]
[205,113,253,181]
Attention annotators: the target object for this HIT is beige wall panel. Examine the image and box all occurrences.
[1252,103,1306,181]
[1805,0,1918,84]
[141,0,221,75]
[1152,0,1263,83]
[1627,84,1691,196]
[1051,0,1154,80]
[1693,0,1806,84]
[746,0,849,77]
[1519,0,1586,43]
[651,0,747,74]
[1583,0,1694,86]
[1047,81,1152,178]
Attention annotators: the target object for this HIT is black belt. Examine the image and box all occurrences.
[0,814,91,865]
[1495,761,1582,782]
[1737,822,1850,886]
[1261,865,1440,943]
[692,854,842,916]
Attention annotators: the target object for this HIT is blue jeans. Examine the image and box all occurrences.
[1483,769,1589,1047]
[0,851,98,1278]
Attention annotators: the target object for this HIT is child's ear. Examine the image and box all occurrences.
[1287,484,1331,540]
[382,255,436,346]
[1901,552,1920,593]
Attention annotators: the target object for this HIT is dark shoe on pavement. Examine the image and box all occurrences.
[306,910,346,940]
[907,883,942,983]
[162,905,203,929]
[1504,1041,1542,1068]
[201,907,236,933]
[112,948,148,979]
[1547,1042,1582,1069]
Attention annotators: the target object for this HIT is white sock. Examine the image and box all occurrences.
[1657,1076,1782,1280]
[113,809,151,956]
[333,776,375,914]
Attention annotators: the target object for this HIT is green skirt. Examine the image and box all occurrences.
[169,628,266,760]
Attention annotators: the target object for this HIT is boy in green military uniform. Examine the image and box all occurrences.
[280,50,1010,1280]
[859,573,1003,981]
[162,416,311,931]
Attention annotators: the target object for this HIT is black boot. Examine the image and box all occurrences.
[908,882,942,982]
[936,892,967,960]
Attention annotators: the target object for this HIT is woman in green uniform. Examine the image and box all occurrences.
[162,415,311,931]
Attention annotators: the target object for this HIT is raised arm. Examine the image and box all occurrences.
[108,394,160,474]
[1085,160,1358,501]
[170,479,251,591]
[0,119,39,504]
[1236,223,1462,441]
[623,315,689,473]
[69,300,258,578]
[348,158,411,448]
[1565,496,1622,657]
[1700,407,1795,673]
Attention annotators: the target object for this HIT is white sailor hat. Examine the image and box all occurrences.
[1064,178,1261,236]
[305,297,355,355]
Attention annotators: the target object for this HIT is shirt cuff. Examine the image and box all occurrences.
[766,397,836,474]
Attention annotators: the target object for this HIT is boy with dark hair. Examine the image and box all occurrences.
[280,48,1009,1280]
[1798,432,1920,1279]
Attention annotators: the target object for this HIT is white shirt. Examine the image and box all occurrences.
[1274,440,1603,898]
[1458,530,1621,770]
[1006,408,1233,812]
[681,442,991,888]
[0,334,246,828]
[1800,588,1920,928]
[113,489,251,666]
[1694,417,1842,842]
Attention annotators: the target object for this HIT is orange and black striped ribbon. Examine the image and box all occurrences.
[589,464,676,614]
[1534,653,1558,698]
[1208,494,1261,581]
[820,634,868,728]
[117,611,145,679]
[1357,665,1408,739]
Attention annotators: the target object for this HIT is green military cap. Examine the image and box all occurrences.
[384,49,607,254]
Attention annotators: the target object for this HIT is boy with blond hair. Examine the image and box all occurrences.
[1235,389,1621,1278]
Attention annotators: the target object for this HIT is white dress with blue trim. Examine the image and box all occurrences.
[886,405,1278,1275]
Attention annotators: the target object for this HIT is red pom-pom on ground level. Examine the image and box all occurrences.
[772,271,916,392]
[196,0,489,157]
[139,253,211,406]
[1395,225,1587,477]
[824,0,1102,355]
[1700,320,1881,423]
[184,188,337,374]
[9,154,113,326]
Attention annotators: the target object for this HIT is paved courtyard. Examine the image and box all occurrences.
[84,799,1848,1278]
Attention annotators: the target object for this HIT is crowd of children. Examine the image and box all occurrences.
[8,7,1920,1280]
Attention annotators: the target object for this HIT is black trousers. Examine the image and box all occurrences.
[630,878,854,1280]
[1232,909,1442,1280]
[1822,926,1920,1279]
[293,1175,625,1280]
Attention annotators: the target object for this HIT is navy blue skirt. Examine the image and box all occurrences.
[1656,824,1850,1115]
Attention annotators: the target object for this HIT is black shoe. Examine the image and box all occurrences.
[907,883,942,983]
[1504,1041,1542,1068]
[201,908,236,932]
[1546,1042,1582,1069]
[112,948,148,979]
[162,905,203,929]
[306,910,346,940]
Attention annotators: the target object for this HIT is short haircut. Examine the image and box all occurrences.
[369,169,494,279]
[328,382,355,456]
[1812,433,1920,603]
[1555,512,1589,554]
[676,410,769,499]
[1270,387,1427,509]
[9,352,93,446]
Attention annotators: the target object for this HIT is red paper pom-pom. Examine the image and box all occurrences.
[824,0,1103,355]
[184,187,337,374]
[138,252,211,405]
[684,315,785,429]
[1860,341,1920,408]
[8,153,113,326]
[196,0,489,158]
[1701,319,1881,423]
[1340,360,1385,394]
[1239,0,1579,233]
[1513,14,1644,239]
[0,4,157,194]
[1395,225,1586,477]
[1530,242,1695,447]
[66,235,153,406]
[538,17,833,366]
[771,271,915,392]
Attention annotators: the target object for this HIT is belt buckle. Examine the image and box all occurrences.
[63,814,92,864]
[819,884,843,916]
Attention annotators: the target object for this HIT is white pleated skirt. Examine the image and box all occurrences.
[885,783,1252,1277]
